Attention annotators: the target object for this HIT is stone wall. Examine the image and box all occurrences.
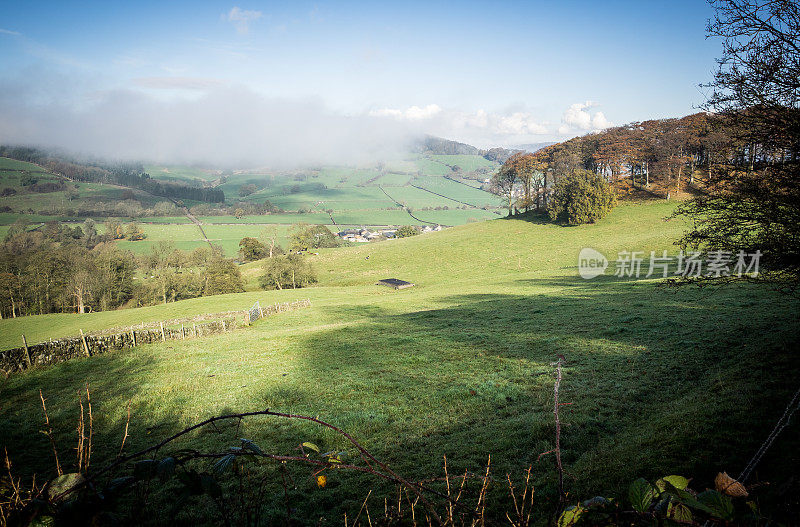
[0,318,236,375]
[0,299,312,376]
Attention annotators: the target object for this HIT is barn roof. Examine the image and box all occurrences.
[376,278,415,289]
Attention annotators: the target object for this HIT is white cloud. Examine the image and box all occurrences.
[370,105,550,145]
[226,7,263,34]
[370,104,442,121]
[0,29,21,36]
[558,101,612,135]
[492,112,549,135]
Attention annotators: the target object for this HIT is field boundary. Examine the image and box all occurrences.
[0,299,312,375]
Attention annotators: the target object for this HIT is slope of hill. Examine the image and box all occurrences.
[1,201,797,523]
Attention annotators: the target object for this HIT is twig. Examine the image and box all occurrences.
[39,390,62,476]
[118,400,131,457]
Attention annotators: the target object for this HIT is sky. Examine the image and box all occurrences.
[0,1,721,166]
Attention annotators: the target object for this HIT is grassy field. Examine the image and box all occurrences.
[144,165,221,183]
[2,200,798,523]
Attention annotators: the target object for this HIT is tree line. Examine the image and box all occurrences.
[0,220,243,318]
[0,146,225,203]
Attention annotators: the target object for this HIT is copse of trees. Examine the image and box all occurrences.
[547,169,616,225]
[259,253,317,290]
[395,225,421,238]
[0,224,244,318]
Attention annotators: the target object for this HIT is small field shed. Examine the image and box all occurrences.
[376,278,415,290]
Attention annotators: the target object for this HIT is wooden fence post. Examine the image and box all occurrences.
[193,323,197,337]
[160,321,165,342]
[131,329,136,347]
[79,329,91,357]
[21,335,32,368]
[181,324,185,340]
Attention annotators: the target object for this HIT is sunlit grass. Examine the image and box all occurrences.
[1,200,798,523]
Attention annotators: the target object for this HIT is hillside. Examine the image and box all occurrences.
[1,201,798,523]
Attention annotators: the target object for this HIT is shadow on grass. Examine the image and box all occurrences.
[1,277,798,523]
[500,210,553,225]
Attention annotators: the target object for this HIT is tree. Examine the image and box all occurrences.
[395,225,420,238]
[203,256,245,295]
[153,201,176,216]
[259,225,284,258]
[238,184,258,197]
[234,208,245,219]
[259,253,317,290]
[289,224,339,251]
[677,0,800,280]
[126,223,146,241]
[547,169,616,225]
[490,163,519,216]
[238,237,267,262]
[105,220,125,240]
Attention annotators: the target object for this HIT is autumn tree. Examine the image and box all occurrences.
[490,160,519,215]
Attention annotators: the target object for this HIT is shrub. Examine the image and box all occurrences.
[547,169,616,225]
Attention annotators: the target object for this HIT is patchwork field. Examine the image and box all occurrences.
[2,200,798,523]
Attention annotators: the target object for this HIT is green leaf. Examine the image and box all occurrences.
[557,505,584,527]
[133,459,157,481]
[213,453,236,474]
[628,478,656,513]
[697,490,734,520]
[656,475,689,492]
[667,501,692,523]
[302,441,320,453]
[30,515,55,527]
[158,457,176,481]
[241,438,263,455]
[46,473,85,502]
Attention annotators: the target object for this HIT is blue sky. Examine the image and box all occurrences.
[0,1,721,164]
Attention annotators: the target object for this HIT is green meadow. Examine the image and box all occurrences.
[1,200,798,522]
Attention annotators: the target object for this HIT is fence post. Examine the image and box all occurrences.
[21,335,32,368]
[193,323,197,337]
[79,329,91,357]
[181,324,185,340]
[131,329,136,347]
[160,322,165,342]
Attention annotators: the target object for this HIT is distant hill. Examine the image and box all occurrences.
[414,135,531,164]
[413,136,482,156]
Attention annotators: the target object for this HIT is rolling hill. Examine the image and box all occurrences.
[1,200,797,523]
